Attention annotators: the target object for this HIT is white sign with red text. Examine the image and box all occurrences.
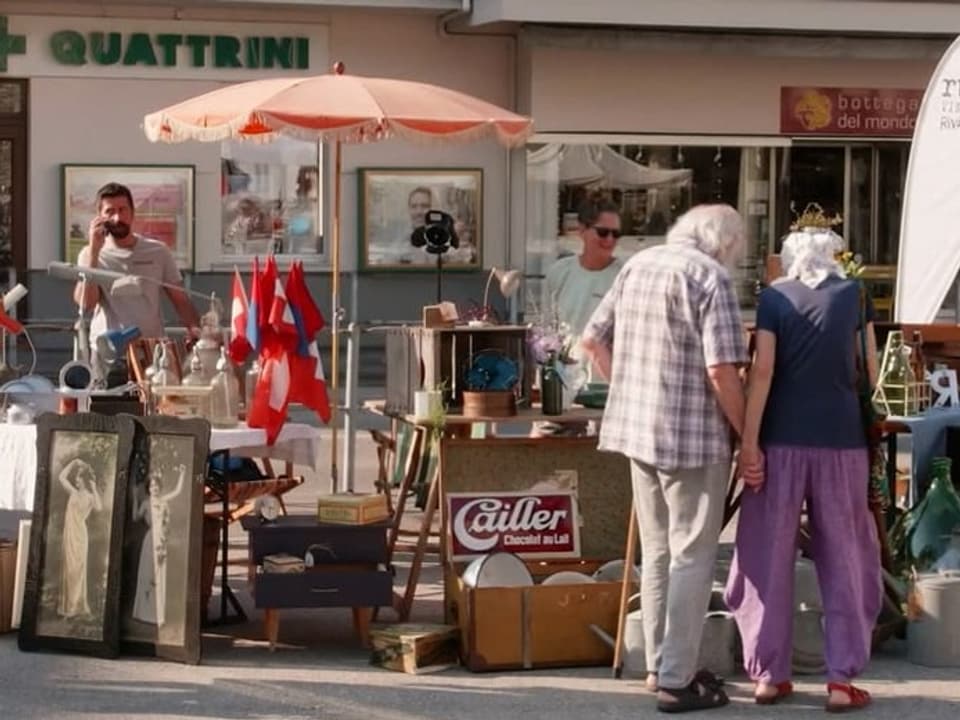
[447,490,582,561]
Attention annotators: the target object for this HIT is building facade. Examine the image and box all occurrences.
[0,0,955,379]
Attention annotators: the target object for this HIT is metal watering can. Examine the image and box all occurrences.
[590,593,646,677]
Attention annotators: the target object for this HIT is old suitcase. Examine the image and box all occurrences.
[370,623,460,674]
[451,559,623,671]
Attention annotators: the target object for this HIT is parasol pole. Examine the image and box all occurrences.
[330,137,342,492]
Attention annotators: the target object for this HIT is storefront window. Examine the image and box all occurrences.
[525,141,775,315]
[219,137,323,262]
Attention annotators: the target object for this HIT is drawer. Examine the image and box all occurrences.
[246,523,389,564]
[253,569,393,608]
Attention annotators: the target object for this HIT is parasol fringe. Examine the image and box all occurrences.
[146,112,532,148]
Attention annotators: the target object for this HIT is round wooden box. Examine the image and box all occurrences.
[462,390,517,418]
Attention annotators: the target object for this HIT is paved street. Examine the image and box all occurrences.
[2,425,958,719]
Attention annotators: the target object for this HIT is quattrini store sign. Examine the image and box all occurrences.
[0,14,328,79]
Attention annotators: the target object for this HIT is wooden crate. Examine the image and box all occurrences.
[370,623,460,674]
[316,493,390,525]
[382,325,531,414]
[452,563,622,671]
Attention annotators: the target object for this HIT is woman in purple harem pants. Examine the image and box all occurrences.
[724,228,882,712]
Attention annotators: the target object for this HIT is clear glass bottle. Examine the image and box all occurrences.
[151,342,180,387]
[181,347,207,387]
[210,348,239,428]
[244,358,261,417]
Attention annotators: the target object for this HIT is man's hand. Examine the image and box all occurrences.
[739,444,765,492]
[86,216,107,262]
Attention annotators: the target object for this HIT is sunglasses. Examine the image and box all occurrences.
[592,226,622,240]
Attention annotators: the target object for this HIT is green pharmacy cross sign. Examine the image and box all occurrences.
[0,17,27,72]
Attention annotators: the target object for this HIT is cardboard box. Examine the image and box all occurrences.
[370,623,460,674]
[317,493,390,525]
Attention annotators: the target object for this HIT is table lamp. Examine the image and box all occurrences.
[479,267,522,324]
[97,326,142,363]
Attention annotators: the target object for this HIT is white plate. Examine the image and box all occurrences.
[541,571,597,586]
[462,552,533,588]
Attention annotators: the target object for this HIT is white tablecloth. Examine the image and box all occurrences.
[0,421,322,512]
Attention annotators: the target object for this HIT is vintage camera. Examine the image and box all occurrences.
[411,210,459,255]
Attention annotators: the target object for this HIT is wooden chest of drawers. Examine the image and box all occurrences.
[241,515,393,649]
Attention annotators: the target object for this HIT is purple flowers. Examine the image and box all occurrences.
[527,321,576,366]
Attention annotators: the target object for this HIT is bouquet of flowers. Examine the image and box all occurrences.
[527,316,577,368]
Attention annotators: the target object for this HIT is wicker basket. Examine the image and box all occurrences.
[462,390,517,418]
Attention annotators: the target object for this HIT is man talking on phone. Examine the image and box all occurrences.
[73,182,200,361]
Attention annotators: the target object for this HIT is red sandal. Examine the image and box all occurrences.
[755,681,794,705]
[825,682,871,713]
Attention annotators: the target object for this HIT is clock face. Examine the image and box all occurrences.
[257,495,281,522]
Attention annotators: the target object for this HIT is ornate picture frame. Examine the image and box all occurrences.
[61,163,196,270]
[120,415,211,665]
[358,168,483,272]
[18,413,136,658]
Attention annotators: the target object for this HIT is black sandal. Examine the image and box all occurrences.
[657,677,729,714]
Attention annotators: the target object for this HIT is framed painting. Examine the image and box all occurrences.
[18,413,136,658]
[120,415,211,665]
[359,168,483,271]
[61,164,196,270]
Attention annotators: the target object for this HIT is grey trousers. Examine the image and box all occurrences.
[630,459,729,689]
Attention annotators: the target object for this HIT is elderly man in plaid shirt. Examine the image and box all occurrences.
[582,204,750,714]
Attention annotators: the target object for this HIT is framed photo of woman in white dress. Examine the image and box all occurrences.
[19,414,136,658]
[119,416,210,665]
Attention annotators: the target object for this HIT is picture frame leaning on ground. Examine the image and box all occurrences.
[19,413,136,658]
[119,415,211,665]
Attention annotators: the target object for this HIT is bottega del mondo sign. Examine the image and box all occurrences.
[448,491,582,561]
[0,15,315,74]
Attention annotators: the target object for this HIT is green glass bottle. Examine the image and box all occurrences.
[893,457,960,572]
[541,353,563,416]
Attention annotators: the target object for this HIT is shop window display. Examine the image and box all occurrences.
[219,138,323,261]
[525,142,774,316]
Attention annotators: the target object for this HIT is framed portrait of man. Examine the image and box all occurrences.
[358,168,483,271]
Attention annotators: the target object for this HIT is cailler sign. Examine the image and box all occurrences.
[447,491,582,561]
[780,87,922,137]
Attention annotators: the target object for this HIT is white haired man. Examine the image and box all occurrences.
[581,204,751,714]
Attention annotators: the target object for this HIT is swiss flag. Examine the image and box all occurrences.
[246,346,290,445]
[268,273,299,347]
[228,268,251,364]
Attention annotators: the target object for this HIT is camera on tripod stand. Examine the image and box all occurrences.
[411,210,459,255]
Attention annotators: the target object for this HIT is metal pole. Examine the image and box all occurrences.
[330,139,342,493]
[342,321,360,492]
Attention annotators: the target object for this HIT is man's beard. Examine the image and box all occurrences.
[104,221,131,239]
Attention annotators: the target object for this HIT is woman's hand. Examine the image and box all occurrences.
[739,444,765,492]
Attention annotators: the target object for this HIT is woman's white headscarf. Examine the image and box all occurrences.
[778,228,846,289]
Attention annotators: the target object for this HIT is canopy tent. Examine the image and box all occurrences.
[528,143,692,189]
[896,35,960,322]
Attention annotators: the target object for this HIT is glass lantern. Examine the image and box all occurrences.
[873,331,922,417]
